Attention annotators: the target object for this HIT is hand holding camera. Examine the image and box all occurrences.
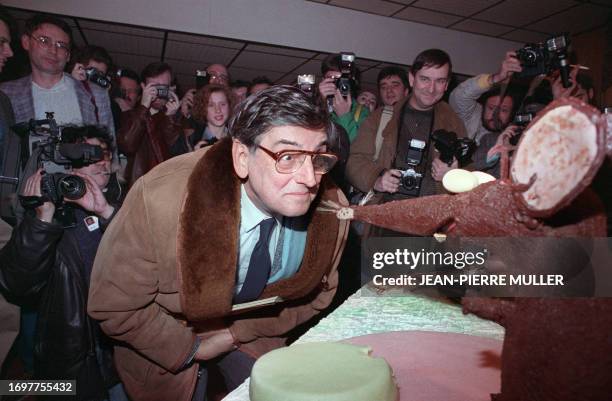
[141,82,159,109]
[64,172,115,219]
[490,51,523,85]
[374,169,402,193]
[22,169,55,223]
[180,88,196,118]
[431,155,458,182]
[164,91,180,117]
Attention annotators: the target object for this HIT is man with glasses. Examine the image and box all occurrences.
[206,63,230,86]
[0,14,116,221]
[88,86,349,401]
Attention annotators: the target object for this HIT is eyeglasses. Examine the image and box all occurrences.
[257,145,338,175]
[30,35,70,56]
[210,73,229,82]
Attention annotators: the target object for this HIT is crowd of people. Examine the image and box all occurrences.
[0,8,605,401]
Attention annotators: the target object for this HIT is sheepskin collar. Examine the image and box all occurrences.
[177,138,341,321]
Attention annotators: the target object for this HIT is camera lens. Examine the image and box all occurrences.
[402,175,416,190]
[59,175,86,200]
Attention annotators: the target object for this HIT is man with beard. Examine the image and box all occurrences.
[449,51,521,177]
[450,51,520,144]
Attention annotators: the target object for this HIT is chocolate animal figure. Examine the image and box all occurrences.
[327,97,611,401]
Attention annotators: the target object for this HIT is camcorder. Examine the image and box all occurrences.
[431,129,476,166]
[12,114,106,226]
[516,34,572,88]
[85,67,111,88]
[297,74,315,97]
[195,70,209,89]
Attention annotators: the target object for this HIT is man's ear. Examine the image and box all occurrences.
[21,34,30,52]
[408,71,414,89]
[232,139,250,179]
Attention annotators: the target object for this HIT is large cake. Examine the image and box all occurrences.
[250,342,398,401]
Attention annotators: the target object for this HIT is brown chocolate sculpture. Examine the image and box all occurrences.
[327,98,612,401]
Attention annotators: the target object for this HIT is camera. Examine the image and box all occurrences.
[335,52,355,97]
[12,114,105,208]
[297,74,315,96]
[431,129,476,166]
[395,139,426,197]
[154,84,170,100]
[195,70,209,89]
[85,67,111,88]
[516,34,571,88]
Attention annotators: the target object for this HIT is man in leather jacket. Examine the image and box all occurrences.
[0,125,127,401]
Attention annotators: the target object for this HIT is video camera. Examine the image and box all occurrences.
[516,34,571,88]
[431,129,476,166]
[12,113,105,208]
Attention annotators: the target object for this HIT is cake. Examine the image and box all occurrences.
[250,342,398,401]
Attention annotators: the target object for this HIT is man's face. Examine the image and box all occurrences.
[356,91,377,112]
[144,71,172,110]
[408,64,450,111]
[22,23,71,76]
[232,86,248,103]
[574,84,594,104]
[482,95,514,132]
[234,125,328,217]
[120,76,140,109]
[73,137,112,189]
[207,64,229,86]
[379,75,408,106]
[0,21,14,73]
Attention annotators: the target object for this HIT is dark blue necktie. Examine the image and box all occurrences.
[234,218,276,303]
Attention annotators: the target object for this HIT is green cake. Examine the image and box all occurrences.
[250,342,398,401]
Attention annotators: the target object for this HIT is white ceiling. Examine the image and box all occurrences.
[6,0,611,94]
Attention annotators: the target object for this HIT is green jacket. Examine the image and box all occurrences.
[333,100,369,142]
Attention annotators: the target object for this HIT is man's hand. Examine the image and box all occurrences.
[431,156,458,182]
[318,77,337,101]
[373,169,402,193]
[180,89,196,118]
[165,92,180,116]
[194,328,237,361]
[65,173,114,219]
[490,51,522,85]
[551,65,579,100]
[333,90,351,116]
[141,83,158,109]
[22,169,55,223]
[115,97,132,112]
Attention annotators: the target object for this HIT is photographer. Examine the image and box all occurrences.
[0,125,127,401]
[318,53,369,142]
[346,49,466,205]
[68,45,113,86]
[117,62,182,187]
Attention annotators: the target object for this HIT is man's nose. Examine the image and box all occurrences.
[294,156,317,187]
[4,43,13,58]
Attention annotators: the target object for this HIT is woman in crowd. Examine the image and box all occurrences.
[176,83,235,152]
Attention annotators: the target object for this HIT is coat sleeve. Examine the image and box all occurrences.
[345,110,386,193]
[449,74,491,140]
[117,106,149,155]
[0,214,63,298]
[87,179,196,373]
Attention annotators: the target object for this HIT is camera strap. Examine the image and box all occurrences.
[393,102,435,173]
[81,81,100,124]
